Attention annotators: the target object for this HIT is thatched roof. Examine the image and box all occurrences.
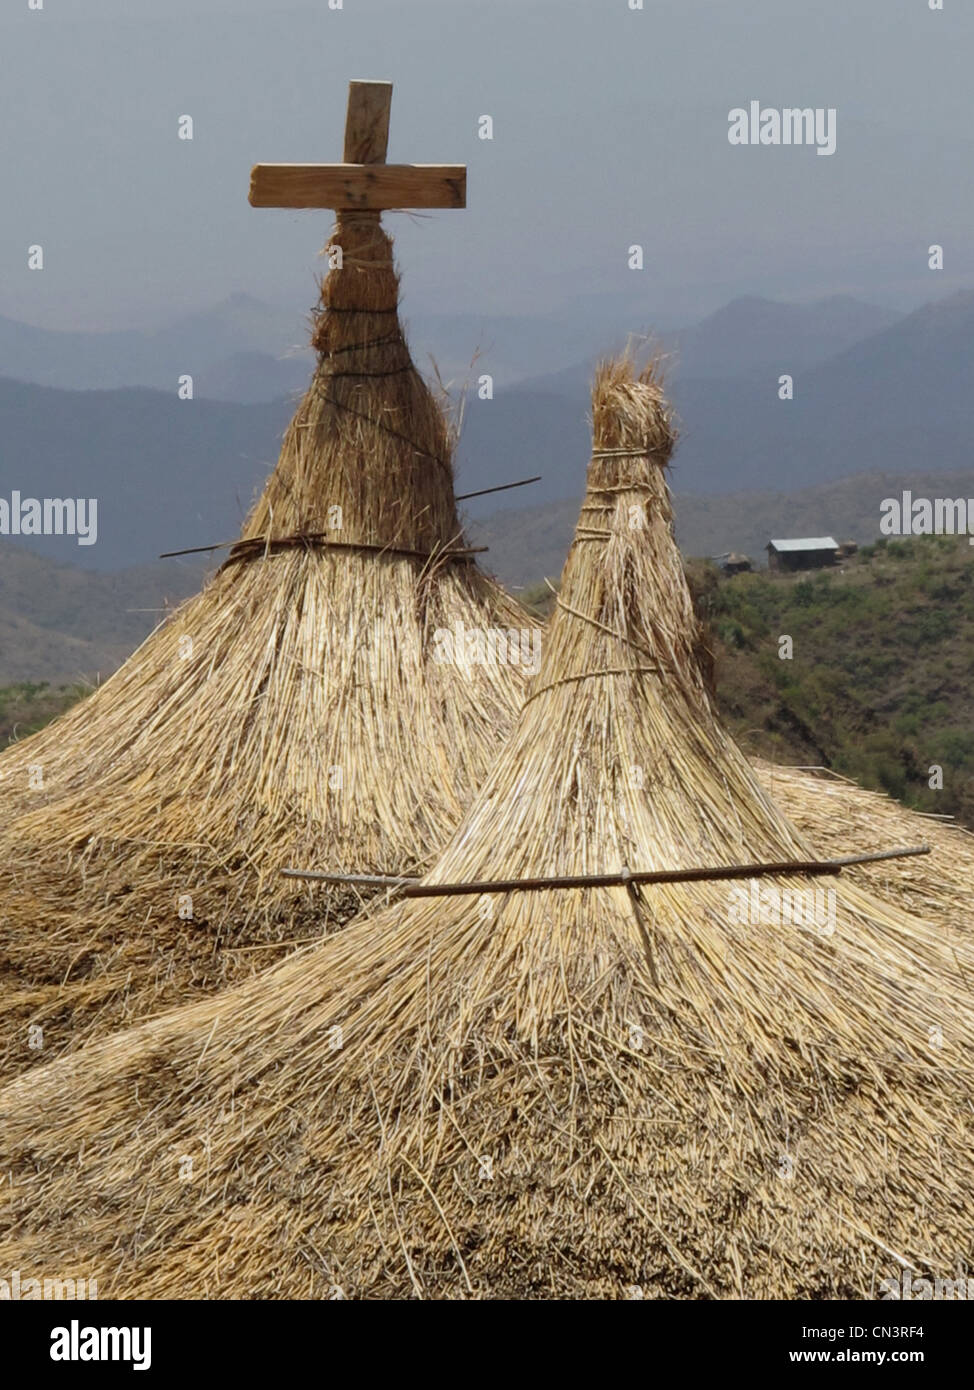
[2,356,971,1299]
[0,214,531,1074]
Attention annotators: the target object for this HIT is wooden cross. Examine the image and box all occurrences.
[249,80,466,212]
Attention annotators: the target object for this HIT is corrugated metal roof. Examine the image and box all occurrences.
[767,537,839,553]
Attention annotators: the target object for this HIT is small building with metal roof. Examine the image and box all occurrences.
[766,536,839,572]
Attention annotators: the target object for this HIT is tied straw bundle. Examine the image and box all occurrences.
[0,209,531,1077]
[1,355,971,1299]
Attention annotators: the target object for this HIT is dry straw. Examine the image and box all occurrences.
[0,211,530,1075]
[2,355,972,1299]
[755,758,974,934]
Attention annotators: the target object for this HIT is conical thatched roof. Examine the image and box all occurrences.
[2,357,972,1299]
[0,213,531,1073]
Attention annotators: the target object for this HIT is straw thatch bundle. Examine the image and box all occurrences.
[0,212,531,1074]
[2,356,972,1299]
[755,759,974,934]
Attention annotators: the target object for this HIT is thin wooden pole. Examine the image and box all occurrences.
[456,475,542,502]
[281,844,931,897]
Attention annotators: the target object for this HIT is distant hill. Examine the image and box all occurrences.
[0,376,291,569]
[200,351,309,404]
[666,290,974,492]
[668,294,902,379]
[0,545,205,683]
[491,294,902,399]
[0,294,313,403]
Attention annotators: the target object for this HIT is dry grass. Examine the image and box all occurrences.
[0,214,530,1077]
[1,354,971,1300]
[756,759,974,936]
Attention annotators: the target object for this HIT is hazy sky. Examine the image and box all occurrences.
[3,0,972,332]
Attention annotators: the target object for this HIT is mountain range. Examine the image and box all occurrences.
[0,293,314,402]
[466,291,974,501]
[0,288,902,402]
[1,290,973,574]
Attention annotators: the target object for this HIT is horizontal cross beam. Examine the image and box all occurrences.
[248,162,466,210]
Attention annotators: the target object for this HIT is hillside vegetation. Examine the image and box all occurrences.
[692,535,974,827]
[0,681,86,747]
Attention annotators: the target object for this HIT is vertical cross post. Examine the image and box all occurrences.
[342,80,392,165]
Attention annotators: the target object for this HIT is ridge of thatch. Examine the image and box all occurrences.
[1,355,972,1300]
[0,216,531,1075]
